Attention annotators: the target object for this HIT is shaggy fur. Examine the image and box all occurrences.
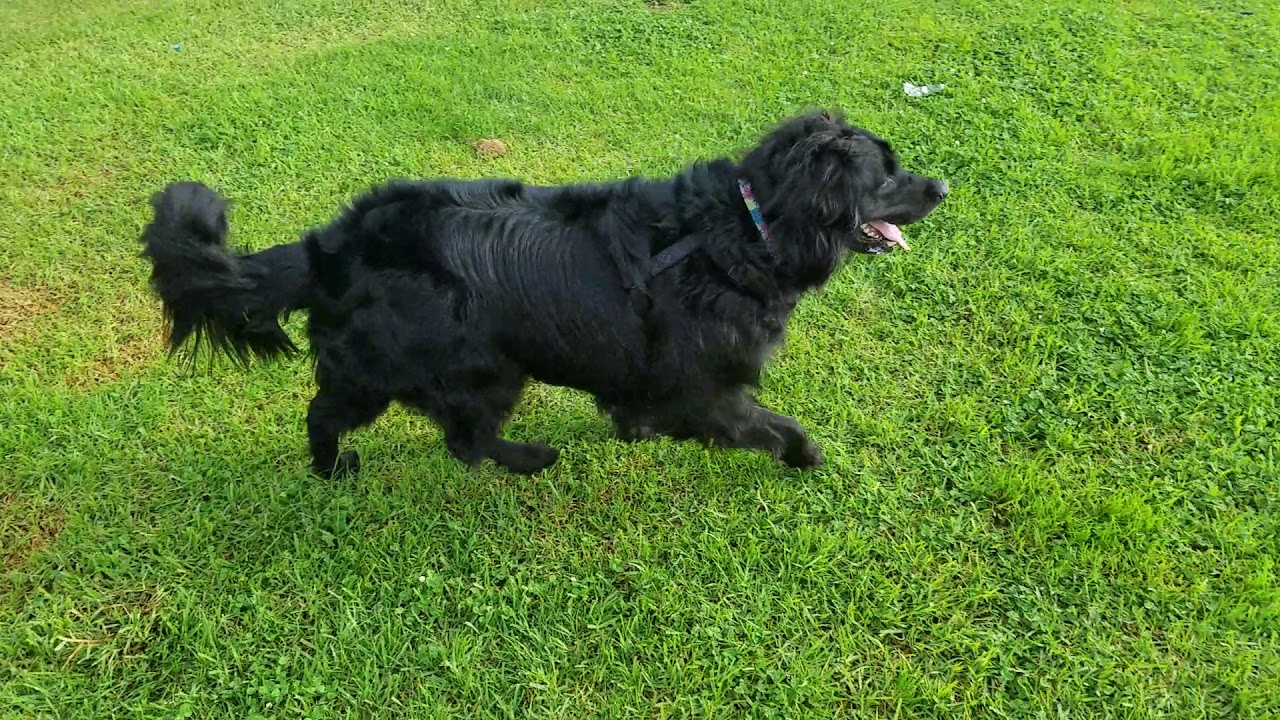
[139,110,948,476]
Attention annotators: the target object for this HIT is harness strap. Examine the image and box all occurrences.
[628,178,774,289]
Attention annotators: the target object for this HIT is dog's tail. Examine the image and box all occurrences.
[139,181,311,363]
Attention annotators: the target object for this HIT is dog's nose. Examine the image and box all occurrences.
[927,179,949,202]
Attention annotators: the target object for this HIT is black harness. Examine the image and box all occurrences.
[632,236,703,289]
[627,179,776,291]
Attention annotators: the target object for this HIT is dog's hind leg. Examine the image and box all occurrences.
[409,370,559,475]
[595,397,657,441]
[307,384,391,477]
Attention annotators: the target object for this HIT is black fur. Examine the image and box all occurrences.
[139,110,947,476]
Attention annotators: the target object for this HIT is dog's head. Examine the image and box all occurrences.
[741,110,948,276]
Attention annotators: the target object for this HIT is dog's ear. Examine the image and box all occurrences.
[741,109,864,227]
[787,132,859,226]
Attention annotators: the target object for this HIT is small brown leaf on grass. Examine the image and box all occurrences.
[474,138,509,159]
[647,1,683,10]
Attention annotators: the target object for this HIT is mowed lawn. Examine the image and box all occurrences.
[2,0,1278,716]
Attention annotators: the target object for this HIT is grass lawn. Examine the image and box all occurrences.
[2,0,1278,716]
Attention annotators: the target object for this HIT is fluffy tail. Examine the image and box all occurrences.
[139,181,311,363]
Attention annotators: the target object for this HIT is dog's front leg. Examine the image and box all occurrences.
[702,394,824,469]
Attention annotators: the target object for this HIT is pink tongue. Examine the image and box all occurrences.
[869,220,910,252]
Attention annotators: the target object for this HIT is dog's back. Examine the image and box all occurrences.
[300,178,650,393]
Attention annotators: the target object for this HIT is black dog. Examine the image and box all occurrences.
[140,109,947,476]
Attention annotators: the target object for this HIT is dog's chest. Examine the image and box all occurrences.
[717,292,799,360]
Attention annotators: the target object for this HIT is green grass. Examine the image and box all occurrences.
[2,0,1278,716]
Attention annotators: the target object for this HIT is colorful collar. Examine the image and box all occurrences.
[737,179,776,258]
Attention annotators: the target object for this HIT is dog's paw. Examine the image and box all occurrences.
[496,442,560,475]
[335,450,362,475]
[781,440,824,469]
[615,422,657,442]
[601,404,657,442]
[315,451,361,478]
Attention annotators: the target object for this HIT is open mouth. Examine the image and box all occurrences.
[858,220,910,253]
